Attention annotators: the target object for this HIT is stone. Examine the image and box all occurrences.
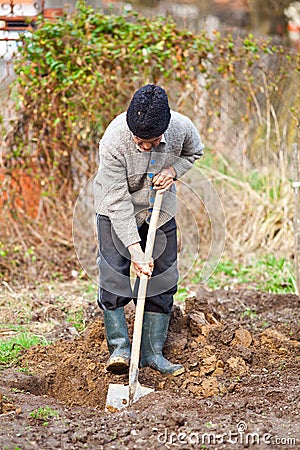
[228,356,247,374]
[227,356,249,375]
[213,359,225,376]
[188,312,209,336]
[261,329,290,349]
[200,355,217,376]
[189,371,200,377]
[201,377,219,397]
[231,328,252,348]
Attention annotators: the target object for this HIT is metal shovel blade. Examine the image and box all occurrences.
[105,382,154,412]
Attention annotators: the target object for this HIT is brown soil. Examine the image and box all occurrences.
[0,288,299,449]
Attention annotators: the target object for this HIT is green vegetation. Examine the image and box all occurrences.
[8,0,220,189]
[4,0,297,194]
[3,447,22,450]
[29,406,59,425]
[200,255,295,293]
[242,308,258,319]
[66,308,85,332]
[0,243,37,279]
[0,333,49,366]
[174,286,189,303]
[175,254,296,302]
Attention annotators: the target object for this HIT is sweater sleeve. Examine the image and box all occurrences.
[94,142,141,248]
[172,118,204,179]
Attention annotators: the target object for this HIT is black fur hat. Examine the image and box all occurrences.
[126,84,171,139]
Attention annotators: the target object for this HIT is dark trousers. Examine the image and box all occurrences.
[96,215,178,314]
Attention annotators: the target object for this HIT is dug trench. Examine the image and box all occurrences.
[0,288,299,449]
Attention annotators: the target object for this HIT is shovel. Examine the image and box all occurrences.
[105,191,164,411]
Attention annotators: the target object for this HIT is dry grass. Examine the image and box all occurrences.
[1,153,296,286]
[198,156,295,261]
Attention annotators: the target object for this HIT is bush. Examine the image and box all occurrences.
[5,0,298,196]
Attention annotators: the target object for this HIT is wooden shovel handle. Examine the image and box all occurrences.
[129,191,163,402]
[144,191,163,262]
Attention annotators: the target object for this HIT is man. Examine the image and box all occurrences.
[94,84,204,377]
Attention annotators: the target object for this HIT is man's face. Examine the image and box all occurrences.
[132,135,163,152]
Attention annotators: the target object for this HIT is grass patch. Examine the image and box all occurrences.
[30,406,59,420]
[241,308,258,319]
[189,254,296,294]
[210,255,295,293]
[174,286,189,303]
[66,308,85,332]
[0,332,49,366]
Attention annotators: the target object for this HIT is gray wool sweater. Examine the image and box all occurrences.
[94,110,204,248]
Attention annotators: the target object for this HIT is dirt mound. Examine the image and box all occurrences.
[3,288,299,412]
[1,288,300,449]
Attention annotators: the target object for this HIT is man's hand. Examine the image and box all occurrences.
[128,243,154,278]
[153,166,176,192]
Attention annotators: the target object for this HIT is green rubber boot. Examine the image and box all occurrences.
[103,307,131,375]
[140,311,185,376]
